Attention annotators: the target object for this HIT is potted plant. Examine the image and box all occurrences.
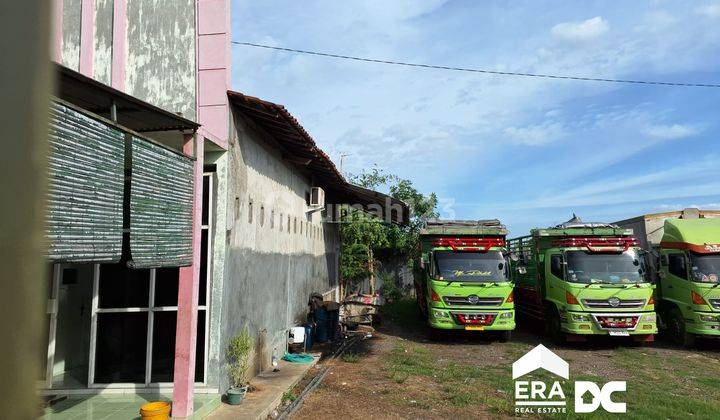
[226,326,253,405]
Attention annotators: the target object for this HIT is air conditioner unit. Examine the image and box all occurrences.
[310,187,325,208]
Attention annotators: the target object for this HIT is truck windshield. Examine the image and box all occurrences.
[565,250,644,284]
[690,253,720,283]
[434,251,507,282]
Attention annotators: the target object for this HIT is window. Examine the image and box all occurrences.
[270,210,275,229]
[550,254,564,279]
[288,216,291,234]
[92,173,214,385]
[294,217,297,234]
[669,254,688,279]
[260,205,265,227]
[248,199,253,224]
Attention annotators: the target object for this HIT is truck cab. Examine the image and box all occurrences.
[653,218,720,346]
[415,219,515,341]
[511,218,657,343]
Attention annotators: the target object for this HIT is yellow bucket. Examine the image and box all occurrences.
[139,401,171,420]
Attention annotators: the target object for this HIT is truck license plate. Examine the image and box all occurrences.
[609,330,629,337]
[465,326,485,331]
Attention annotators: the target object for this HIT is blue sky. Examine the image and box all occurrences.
[231,0,720,236]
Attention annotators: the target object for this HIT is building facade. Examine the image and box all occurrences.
[46,1,406,417]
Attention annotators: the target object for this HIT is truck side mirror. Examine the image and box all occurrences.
[517,266,527,275]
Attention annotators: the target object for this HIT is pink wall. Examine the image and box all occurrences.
[111,0,127,90]
[79,0,93,76]
[52,0,63,62]
[196,0,230,149]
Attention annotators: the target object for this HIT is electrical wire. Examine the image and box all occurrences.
[232,41,720,88]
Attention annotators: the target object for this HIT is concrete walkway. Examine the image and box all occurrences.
[205,355,319,420]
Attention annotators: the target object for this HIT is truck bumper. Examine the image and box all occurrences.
[428,308,515,331]
[685,312,720,336]
[561,310,657,336]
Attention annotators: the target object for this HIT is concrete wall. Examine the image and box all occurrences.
[126,0,197,120]
[61,0,81,70]
[58,0,197,121]
[92,0,113,85]
[211,111,339,390]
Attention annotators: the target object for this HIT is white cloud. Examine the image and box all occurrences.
[504,122,565,146]
[551,16,609,41]
[643,124,697,140]
[697,4,720,19]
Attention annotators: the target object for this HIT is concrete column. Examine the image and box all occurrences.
[0,0,50,417]
[172,134,204,418]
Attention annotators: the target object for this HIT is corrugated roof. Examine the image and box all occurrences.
[227,90,408,225]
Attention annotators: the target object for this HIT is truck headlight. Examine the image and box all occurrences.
[500,312,513,319]
[700,315,718,322]
[433,310,449,318]
[570,313,590,322]
[643,313,657,323]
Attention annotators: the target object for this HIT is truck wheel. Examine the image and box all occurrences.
[667,307,696,347]
[546,307,565,344]
[498,330,512,343]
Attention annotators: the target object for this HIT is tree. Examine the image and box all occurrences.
[339,167,438,297]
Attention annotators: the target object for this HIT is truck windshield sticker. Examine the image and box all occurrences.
[564,251,645,285]
[690,254,720,283]
[435,251,507,282]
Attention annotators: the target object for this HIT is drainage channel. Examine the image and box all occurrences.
[277,332,365,419]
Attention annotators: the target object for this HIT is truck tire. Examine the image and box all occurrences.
[667,307,696,347]
[546,307,565,344]
[498,330,512,343]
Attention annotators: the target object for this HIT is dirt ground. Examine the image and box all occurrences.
[289,301,720,419]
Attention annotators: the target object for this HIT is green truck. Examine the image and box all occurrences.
[415,219,515,340]
[509,216,657,343]
[615,208,720,346]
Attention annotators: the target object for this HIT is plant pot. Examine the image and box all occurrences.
[227,386,248,405]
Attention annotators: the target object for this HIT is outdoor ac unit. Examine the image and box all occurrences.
[310,187,325,208]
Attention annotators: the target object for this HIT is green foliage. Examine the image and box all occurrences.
[340,167,438,294]
[379,273,404,303]
[227,326,254,388]
[282,391,297,404]
[341,352,360,363]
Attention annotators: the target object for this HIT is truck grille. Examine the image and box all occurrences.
[592,314,640,330]
[709,299,720,310]
[443,296,503,306]
[451,312,497,326]
[582,299,645,309]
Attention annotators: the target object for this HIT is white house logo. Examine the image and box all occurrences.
[512,344,626,414]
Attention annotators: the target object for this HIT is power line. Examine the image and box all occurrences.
[232,41,720,88]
